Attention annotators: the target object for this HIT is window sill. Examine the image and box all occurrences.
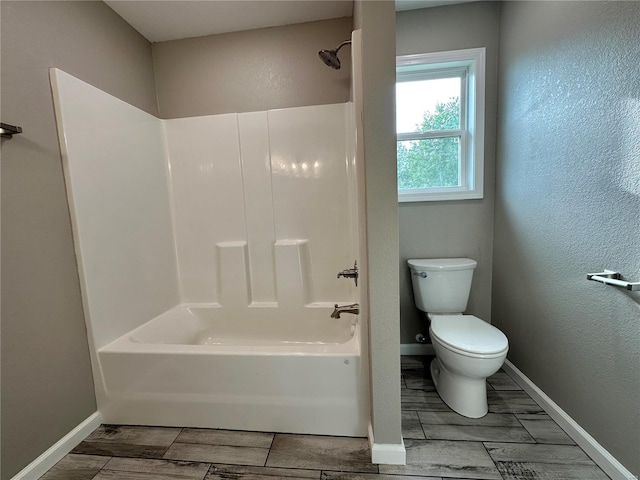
[398,188,483,202]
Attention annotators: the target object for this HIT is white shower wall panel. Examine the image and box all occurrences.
[237,112,277,305]
[163,115,247,304]
[49,69,180,348]
[52,67,356,338]
[269,104,354,303]
[166,104,355,306]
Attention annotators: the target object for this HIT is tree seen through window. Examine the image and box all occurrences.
[397,97,461,190]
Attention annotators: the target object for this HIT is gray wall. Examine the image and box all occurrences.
[354,0,402,447]
[396,2,500,344]
[0,2,157,477]
[153,17,353,118]
[494,1,640,475]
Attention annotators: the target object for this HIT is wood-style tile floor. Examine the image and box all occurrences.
[39,356,611,479]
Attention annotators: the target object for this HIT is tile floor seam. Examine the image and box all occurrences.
[511,411,534,445]
[408,437,538,445]
[88,464,105,480]
[165,426,185,454]
[263,431,277,467]
[479,439,507,480]
[262,433,277,468]
[198,462,213,480]
[416,410,429,440]
[94,455,116,479]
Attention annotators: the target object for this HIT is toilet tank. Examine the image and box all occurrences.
[407,258,477,313]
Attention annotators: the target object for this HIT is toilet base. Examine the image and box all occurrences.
[430,357,488,418]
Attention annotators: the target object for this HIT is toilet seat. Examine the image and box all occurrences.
[429,314,508,356]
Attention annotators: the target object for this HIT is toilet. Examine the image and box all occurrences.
[408,258,508,418]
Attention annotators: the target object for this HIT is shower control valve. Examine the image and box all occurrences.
[337,260,358,287]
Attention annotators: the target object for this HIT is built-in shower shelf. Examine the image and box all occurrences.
[587,270,640,291]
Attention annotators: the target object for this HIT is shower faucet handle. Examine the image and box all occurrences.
[337,260,358,287]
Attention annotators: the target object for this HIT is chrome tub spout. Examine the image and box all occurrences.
[331,303,360,319]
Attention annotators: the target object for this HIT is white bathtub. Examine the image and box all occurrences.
[97,305,369,436]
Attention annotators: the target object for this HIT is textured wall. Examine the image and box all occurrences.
[494,1,640,475]
[153,17,352,118]
[355,0,403,447]
[396,2,500,344]
[0,2,157,478]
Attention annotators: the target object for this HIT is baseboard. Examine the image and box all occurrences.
[367,422,406,465]
[503,360,637,480]
[11,411,102,480]
[400,343,435,356]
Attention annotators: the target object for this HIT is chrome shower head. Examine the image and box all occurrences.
[319,49,341,69]
[318,40,351,70]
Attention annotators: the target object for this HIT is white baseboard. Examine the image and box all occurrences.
[368,422,406,465]
[400,343,435,356]
[503,360,637,480]
[11,411,102,480]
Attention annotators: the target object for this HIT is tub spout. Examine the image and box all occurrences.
[331,303,360,319]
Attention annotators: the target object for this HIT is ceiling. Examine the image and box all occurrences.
[104,0,470,43]
[104,1,353,43]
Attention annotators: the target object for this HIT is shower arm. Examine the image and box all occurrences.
[333,40,351,53]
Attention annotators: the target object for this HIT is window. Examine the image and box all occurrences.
[396,47,485,202]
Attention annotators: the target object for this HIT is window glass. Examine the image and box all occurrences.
[397,137,461,190]
[396,77,461,133]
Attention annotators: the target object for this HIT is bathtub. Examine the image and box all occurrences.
[97,305,369,436]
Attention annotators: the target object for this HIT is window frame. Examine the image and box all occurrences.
[396,47,485,202]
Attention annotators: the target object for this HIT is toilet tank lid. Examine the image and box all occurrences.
[408,258,477,271]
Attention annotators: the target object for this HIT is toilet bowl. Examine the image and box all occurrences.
[407,258,509,418]
[429,314,508,418]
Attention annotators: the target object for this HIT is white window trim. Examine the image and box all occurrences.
[396,47,485,202]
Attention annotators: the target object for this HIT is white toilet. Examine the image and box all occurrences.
[408,258,508,418]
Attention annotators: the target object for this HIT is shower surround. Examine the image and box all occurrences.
[50,68,367,436]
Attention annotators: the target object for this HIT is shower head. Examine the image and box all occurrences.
[319,49,341,69]
[318,40,351,70]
